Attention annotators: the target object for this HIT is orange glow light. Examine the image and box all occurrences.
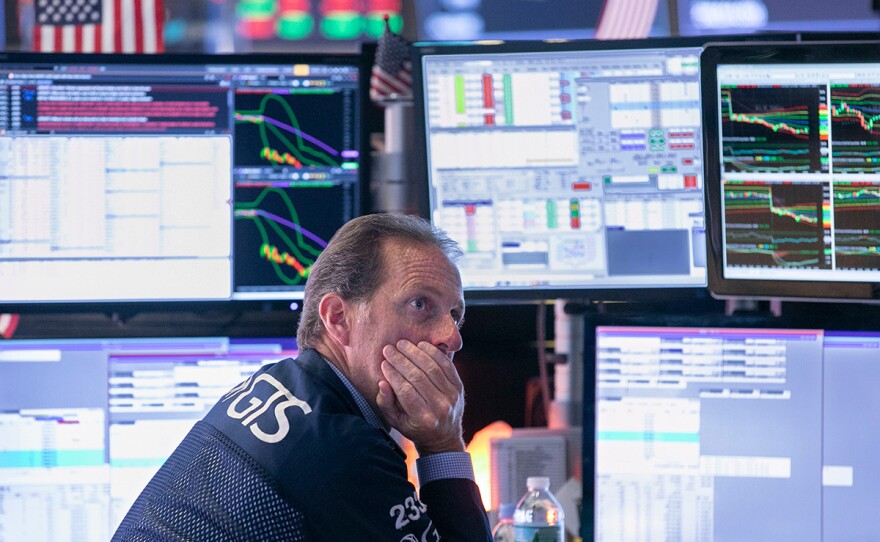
[465,420,513,510]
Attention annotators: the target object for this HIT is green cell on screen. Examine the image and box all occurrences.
[546,200,558,228]
[320,12,363,40]
[237,0,277,18]
[364,13,403,38]
[277,13,314,40]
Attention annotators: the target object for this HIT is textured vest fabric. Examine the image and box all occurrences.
[112,348,492,541]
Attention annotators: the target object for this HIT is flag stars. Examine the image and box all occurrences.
[36,0,100,26]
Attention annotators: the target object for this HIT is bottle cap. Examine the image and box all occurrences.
[526,476,550,490]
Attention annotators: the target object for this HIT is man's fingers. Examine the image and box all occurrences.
[383,344,433,395]
[380,343,466,452]
[386,340,463,397]
[380,359,430,415]
[376,379,402,426]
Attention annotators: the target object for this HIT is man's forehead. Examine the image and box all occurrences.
[379,239,463,296]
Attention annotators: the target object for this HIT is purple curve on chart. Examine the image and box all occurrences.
[255,209,329,248]
[259,115,340,156]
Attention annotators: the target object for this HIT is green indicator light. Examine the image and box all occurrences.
[649,129,663,137]
[289,88,334,94]
[649,138,665,145]
[650,145,664,151]
[237,0,277,18]
[365,13,402,38]
[321,12,363,40]
[342,162,359,170]
[604,176,612,183]
[277,14,314,40]
[296,181,334,188]
[648,167,659,174]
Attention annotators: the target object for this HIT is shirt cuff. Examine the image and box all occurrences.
[416,451,475,485]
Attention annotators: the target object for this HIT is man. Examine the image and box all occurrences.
[113,213,492,541]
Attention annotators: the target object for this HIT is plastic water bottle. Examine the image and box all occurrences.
[513,476,564,542]
[492,503,516,542]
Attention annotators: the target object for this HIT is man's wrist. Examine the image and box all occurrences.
[415,436,465,457]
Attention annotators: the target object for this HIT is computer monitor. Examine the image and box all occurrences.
[233,1,405,51]
[589,324,880,541]
[413,36,791,302]
[701,41,880,301]
[411,0,671,41]
[678,0,880,37]
[0,51,366,310]
[0,335,297,541]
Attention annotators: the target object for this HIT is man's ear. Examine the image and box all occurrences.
[318,292,353,346]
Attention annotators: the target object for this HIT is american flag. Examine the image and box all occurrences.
[595,0,659,39]
[33,0,164,53]
[369,16,412,104]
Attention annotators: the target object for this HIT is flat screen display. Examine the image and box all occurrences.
[701,41,880,301]
[0,52,365,309]
[0,335,297,541]
[678,0,880,37]
[414,38,723,301]
[590,324,880,541]
[411,0,671,41]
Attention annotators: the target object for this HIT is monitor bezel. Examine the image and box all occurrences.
[411,34,797,304]
[700,40,880,303]
[0,49,370,314]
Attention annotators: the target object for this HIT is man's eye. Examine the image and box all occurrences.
[411,299,426,310]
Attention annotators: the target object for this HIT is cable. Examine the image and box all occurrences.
[536,302,552,425]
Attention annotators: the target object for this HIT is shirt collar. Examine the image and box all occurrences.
[323,356,387,431]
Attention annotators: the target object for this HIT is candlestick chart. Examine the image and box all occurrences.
[233,90,345,169]
[830,85,880,173]
[233,183,353,292]
[832,181,880,269]
[723,180,831,269]
[721,85,828,174]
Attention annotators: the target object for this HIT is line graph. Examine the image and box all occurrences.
[720,85,828,174]
[833,181,880,269]
[233,184,353,292]
[830,85,880,173]
[234,90,346,169]
[723,180,831,269]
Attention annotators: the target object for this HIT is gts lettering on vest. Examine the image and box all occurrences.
[223,373,312,443]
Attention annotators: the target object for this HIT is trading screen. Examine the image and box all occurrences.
[594,326,880,541]
[0,336,296,541]
[0,55,362,305]
[419,44,707,296]
[714,62,880,283]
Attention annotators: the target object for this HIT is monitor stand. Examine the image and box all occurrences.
[725,298,782,317]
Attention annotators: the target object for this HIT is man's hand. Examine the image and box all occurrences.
[376,339,466,456]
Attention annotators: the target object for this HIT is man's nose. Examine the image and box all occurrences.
[435,314,463,354]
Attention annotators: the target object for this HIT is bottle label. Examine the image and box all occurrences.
[513,525,562,542]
